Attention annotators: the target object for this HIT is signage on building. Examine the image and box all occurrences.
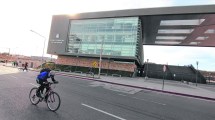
[50,39,64,44]
[56,34,60,38]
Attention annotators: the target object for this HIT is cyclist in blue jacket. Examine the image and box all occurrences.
[36,68,58,98]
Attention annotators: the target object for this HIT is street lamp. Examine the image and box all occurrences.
[98,40,104,78]
[196,61,199,86]
[30,30,46,68]
[98,38,104,78]
[145,59,149,79]
[209,73,211,83]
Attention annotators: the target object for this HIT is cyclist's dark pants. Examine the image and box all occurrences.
[37,80,49,96]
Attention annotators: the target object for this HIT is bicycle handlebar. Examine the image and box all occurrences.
[43,81,58,85]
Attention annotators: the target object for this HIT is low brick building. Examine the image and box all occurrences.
[57,56,136,72]
[0,54,52,68]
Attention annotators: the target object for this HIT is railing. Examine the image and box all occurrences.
[54,64,133,77]
[189,65,206,83]
[146,70,204,83]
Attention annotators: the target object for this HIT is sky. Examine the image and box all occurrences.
[0,0,215,71]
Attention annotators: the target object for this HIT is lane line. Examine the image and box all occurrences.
[29,83,39,87]
[81,103,126,120]
[150,101,166,106]
[10,76,17,79]
[132,97,166,106]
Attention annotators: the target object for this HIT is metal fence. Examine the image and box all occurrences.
[145,70,204,83]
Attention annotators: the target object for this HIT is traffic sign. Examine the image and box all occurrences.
[92,61,97,67]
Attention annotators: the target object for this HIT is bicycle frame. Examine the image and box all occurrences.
[40,83,55,101]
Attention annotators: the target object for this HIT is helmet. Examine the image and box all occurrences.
[43,62,56,70]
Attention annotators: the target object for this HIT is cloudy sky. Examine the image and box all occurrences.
[0,0,215,71]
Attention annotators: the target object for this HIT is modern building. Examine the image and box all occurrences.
[47,5,215,76]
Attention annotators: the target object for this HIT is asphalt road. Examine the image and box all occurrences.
[0,67,215,120]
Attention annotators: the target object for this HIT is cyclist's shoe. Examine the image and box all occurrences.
[44,95,48,102]
[53,80,59,84]
[44,98,47,103]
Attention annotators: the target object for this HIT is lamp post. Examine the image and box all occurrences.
[209,73,211,83]
[98,38,104,79]
[30,30,46,68]
[145,59,149,79]
[7,48,10,55]
[196,61,199,86]
[75,56,79,71]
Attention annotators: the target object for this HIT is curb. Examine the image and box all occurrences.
[56,72,215,102]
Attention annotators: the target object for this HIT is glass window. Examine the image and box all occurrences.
[68,17,140,57]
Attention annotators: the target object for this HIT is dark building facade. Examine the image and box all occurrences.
[47,5,215,75]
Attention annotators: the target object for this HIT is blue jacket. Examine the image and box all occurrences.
[37,71,50,81]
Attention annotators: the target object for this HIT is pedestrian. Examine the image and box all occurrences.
[23,62,28,71]
[13,61,15,67]
[15,61,18,67]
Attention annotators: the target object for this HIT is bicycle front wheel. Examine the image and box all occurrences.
[46,92,61,112]
[29,87,40,105]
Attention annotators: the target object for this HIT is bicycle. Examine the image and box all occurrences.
[29,82,61,112]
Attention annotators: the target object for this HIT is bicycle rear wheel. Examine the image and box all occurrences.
[29,87,40,105]
[46,92,61,112]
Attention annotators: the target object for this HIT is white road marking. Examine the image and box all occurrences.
[133,97,166,106]
[10,76,17,79]
[81,103,127,120]
[29,83,39,87]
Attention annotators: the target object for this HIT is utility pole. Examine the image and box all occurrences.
[98,39,104,78]
[196,61,199,86]
[145,59,149,79]
[30,30,46,68]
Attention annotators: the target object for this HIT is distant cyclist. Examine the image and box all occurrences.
[36,68,58,98]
